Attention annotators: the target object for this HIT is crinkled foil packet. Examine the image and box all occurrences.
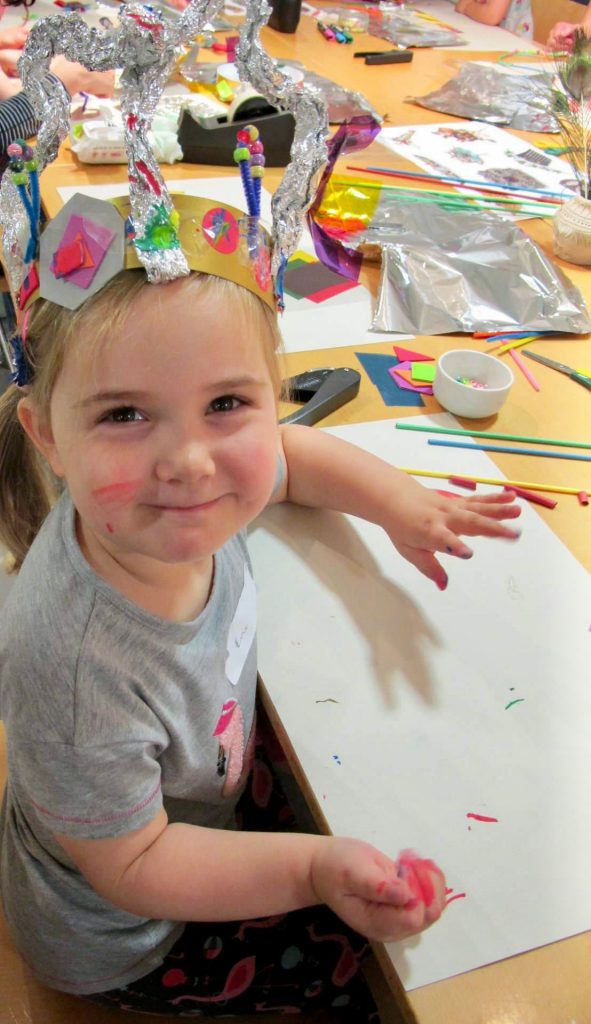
[408,62,558,133]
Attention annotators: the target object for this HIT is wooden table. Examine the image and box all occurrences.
[37,12,591,1024]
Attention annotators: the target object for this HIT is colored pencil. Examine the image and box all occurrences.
[509,349,541,391]
[400,467,581,495]
[428,439,591,462]
[395,422,591,450]
[357,165,567,200]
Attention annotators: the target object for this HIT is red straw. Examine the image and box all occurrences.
[503,485,557,509]
[449,476,477,490]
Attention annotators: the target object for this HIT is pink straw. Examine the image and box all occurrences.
[509,348,540,391]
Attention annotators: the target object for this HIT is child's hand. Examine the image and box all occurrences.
[0,25,30,51]
[49,56,115,98]
[384,487,521,590]
[546,22,578,52]
[310,838,446,942]
[0,49,22,78]
[0,66,21,100]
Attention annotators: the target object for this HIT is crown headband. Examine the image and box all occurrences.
[0,0,328,327]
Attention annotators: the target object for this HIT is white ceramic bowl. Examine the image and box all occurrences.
[433,349,514,419]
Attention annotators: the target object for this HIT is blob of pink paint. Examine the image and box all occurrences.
[91,480,141,505]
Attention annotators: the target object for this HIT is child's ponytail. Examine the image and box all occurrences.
[0,383,57,572]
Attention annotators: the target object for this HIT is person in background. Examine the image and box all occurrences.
[455,0,532,38]
[547,4,591,51]
[0,0,114,174]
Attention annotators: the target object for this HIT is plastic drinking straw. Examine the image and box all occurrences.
[359,165,567,199]
[399,467,581,495]
[509,348,541,391]
[395,422,591,449]
[427,439,591,462]
[345,166,560,206]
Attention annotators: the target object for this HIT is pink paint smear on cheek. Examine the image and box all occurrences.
[91,480,141,506]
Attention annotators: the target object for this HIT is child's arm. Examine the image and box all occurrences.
[272,424,521,589]
[54,810,445,942]
[455,0,511,27]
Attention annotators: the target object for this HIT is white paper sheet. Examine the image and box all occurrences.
[57,179,408,352]
[248,413,591,990]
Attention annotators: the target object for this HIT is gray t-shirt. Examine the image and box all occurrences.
[0,491,258,994]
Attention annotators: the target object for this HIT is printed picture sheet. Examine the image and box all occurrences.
[248,413,591,991]
[379,121,577,199]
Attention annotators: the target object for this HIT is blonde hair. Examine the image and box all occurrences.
[0,270,284,572]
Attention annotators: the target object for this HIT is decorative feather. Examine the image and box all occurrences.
[552,30,591,198]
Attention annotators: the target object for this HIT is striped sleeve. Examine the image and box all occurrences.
[0,91,38,154]
[0,74,67,173]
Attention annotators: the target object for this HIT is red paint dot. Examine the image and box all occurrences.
[106,523,114,533]
[162,968,187,987]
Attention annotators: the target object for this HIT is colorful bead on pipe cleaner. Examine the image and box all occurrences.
[6,140,40,265]
[234,124,265,218]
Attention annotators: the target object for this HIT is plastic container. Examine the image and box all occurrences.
[268,0,301,33]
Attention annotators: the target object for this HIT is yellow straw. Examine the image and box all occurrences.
[488,336,539,355]
[400,467,582,495]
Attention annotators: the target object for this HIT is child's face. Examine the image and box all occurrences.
[35,279,280,569]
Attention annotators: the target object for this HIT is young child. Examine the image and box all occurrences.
[455,0,532,39]
[0,216,522,1018]
[0,6,521,1017]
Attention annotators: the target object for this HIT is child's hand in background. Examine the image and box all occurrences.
[310,838,446,942]
[0,24,30,51]
[546,22,578,52]
[384,487,521,590]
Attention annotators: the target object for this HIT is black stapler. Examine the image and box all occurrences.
[279,367,361,426]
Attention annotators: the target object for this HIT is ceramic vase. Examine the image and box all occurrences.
[553,194,591,266]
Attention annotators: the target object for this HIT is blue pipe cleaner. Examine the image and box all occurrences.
[6,140,41,266]
[275,253,287,312]
[10,333,29,388]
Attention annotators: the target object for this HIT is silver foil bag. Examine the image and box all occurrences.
[361,200,591,335]
[408,63,558,133]
[368,10,466,49]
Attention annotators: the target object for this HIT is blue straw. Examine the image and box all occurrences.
[365,165,569,200]
[428,439,591,462]
[483,331,558,343]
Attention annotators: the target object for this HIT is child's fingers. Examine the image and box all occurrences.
[458,494,522,518]
[396,544,449,589]
[445,512,521,540]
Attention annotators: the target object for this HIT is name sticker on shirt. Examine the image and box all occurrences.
[225,563,256,686]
